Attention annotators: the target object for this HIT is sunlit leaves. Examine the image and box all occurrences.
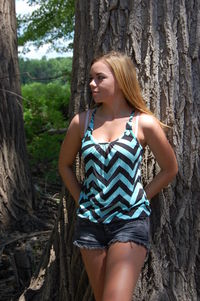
[17,0,75,53]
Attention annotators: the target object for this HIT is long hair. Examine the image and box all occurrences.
[91,51,167,128]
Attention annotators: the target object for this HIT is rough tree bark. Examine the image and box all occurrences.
[0,0,35,233]
[20,0,200,300]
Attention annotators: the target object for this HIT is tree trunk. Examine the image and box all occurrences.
[20,0,200,300]
[0,0,34,232]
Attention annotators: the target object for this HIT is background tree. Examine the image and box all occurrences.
[20,0,200,300]
[0,3,70,298]
[0,0,35,232]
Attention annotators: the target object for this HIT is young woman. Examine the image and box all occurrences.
[58,51,178,301]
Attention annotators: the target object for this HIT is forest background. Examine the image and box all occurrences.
[19,57,72,185]
[1,0,74,299]
[17,0,74,186]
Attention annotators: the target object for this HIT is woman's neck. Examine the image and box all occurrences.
[98,101,133,119]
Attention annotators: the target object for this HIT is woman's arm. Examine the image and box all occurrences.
[140,114,178,200]
[58,113,85,205]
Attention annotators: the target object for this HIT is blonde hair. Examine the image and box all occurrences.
[92,51,167,128]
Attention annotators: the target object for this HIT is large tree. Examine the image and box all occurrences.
[0,0,35,232]
[20,0,200,300]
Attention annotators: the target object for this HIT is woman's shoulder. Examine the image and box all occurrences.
[137,112,164,144]
[75,109,95,138]
[137,112,167,149]
[138,112,160,130]
[71,109,92,124]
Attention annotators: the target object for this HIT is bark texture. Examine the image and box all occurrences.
[20,0,200,300]
[0,0,34,232]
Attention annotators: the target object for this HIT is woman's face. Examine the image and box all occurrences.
[89,60,121,104]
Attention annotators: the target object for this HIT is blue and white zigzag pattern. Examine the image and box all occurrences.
[77,110,151,223]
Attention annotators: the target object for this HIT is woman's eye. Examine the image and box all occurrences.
[98,75,104,80]
[89,75,105,83]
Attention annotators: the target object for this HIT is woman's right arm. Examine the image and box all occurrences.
[58,113,83,206]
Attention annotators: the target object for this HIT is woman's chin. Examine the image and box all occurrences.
[93,97,102,104]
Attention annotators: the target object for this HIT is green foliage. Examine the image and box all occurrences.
[19,56,72,84]
[28,133,64,183]
[17,0,75,53]
[22,81,70,183]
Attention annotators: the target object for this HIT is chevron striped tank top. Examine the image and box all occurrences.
[77,109,151,223]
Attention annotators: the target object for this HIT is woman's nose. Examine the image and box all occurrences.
[90,78,97,87]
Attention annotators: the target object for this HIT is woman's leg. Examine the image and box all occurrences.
[102,242,147,301]
[80,248,107,301]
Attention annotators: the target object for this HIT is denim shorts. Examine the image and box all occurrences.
[73,216,150,250]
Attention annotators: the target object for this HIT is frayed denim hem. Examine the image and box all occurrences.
[73,239,150,252]
[73,241,106,250]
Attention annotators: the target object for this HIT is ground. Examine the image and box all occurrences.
[0,178,60,301]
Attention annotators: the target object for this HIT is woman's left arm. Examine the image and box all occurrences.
[141,114,178,201]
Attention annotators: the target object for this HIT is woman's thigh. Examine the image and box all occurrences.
[80,248,107,301]
[102,242,147,301]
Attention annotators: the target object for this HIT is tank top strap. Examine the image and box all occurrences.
[86,108,96,134]
[126,109,135,131]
